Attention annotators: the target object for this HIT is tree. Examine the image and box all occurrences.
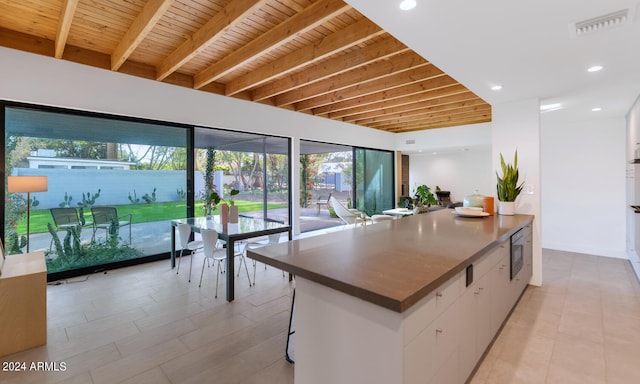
[123,144,178,170]
[267,154,288,191]
[217,151,250,189]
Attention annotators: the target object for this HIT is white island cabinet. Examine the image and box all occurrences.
[248,209,533,384]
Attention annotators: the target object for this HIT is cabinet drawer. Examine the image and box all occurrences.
[435,272,461,313]
[404,272,460,345]
[404,299,461,384]
[460,241,507,291]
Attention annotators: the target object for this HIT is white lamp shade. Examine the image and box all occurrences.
[7,176,49,193]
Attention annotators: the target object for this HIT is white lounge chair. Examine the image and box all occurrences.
[329,196,369,226]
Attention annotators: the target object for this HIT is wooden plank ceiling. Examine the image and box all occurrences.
[0,0,491,133]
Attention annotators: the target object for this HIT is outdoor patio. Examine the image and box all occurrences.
[25,203,344,258]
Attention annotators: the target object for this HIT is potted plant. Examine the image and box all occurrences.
[496,150,524,215]
[227,189,240,223]
[413,184,438,214]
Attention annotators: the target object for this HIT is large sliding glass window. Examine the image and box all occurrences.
[354,148,394,216]
[3,103,291,280]
[300,140,394,232]
[194,128,290,225]
[3,105,188,277]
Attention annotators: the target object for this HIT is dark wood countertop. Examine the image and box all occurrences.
[247,209,533,313]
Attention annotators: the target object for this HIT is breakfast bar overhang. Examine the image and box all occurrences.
[247,209,534,384]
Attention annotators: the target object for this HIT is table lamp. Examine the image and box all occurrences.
[7,176,48,253]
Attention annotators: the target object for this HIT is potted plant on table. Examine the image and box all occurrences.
[496,150,524,215]
[412,184,438,214]
[204,188,221,217]
[227,189,240,223]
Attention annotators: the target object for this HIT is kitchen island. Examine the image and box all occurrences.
[247,208,533,384]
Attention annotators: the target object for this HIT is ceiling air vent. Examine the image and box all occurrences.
[570,9,632,38]
[405,139,415,145]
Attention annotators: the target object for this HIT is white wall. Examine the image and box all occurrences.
[0,47,397,235]
[542,116,627,258]
[0,47,395,151]
[627,95,640,276]
[492,99,542,285]
[408,149,492,203]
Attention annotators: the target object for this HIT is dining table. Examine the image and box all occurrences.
[170,215,292,302]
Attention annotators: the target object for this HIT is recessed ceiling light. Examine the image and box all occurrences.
[540,103,563,112]
[588,65,603,72]
[399,0,417,11]
[592,107,602,112]
[491,85,503,91]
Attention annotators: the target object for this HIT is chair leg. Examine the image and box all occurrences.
[252,259,257,286]
[215,260,221,298]
[188,250,194,283]
[199,257,207,288]
[241,255,252,287]
[177,249,184,274]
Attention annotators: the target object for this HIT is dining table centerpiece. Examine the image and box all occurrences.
[227,189,240,223]
[204,188,221,217]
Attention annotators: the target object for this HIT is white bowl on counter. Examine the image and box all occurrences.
[455,206,482,214]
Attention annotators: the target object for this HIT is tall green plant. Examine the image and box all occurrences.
[204,147,216,201]
[496,151,524,202]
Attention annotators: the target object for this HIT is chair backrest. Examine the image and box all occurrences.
[201,229,220,259]
[329,196,357,224]
[177,223,194,248]
[318,192,332,203]
[267,233,281,245]
[50,208,80,226]
[91,206,118,225]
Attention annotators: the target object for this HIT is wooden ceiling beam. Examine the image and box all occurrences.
[226,18,383,97]
[386,116,493,132]
[251,35,408,101]
[353,98,490,125]
[194,0,351,89]
[55,0,79,58]
[326,84,472,119]
[299,72,454,113]
[156,0,268,81]
[0,27,54,57]
[111,0,174,71]
[339,91,479,122]
[363,105,492,128]
[274,51,430,106]
[378,112,492,132]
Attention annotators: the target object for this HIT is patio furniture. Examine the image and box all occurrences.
[49,208,92,250]
[316,192,332,214]
[329,196,368,226]
[90,206,132,244]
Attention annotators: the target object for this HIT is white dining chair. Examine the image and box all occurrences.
[244,232,284,285]
[198,229,227,298]
[176,223,203,282]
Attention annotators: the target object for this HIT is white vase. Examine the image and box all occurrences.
[497,201,515,215]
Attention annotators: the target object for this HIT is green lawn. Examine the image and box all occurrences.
[16,200,287,234]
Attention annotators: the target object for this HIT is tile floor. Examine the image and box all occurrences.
[1,249,639,384]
